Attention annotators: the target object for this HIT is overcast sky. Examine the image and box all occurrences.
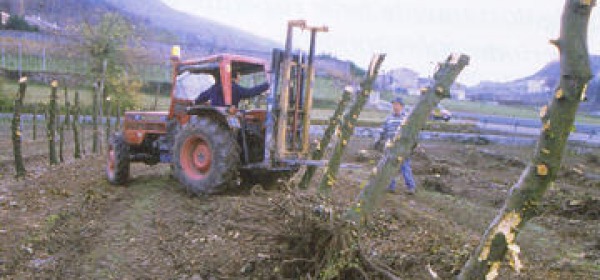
[162,0,600,85]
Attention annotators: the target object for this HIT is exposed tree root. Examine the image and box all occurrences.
[235,186,401,279]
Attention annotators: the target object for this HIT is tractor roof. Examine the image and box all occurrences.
[177,53,268,75]
[179,53,268,67]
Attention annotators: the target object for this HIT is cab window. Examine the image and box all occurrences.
[175,72,215,101]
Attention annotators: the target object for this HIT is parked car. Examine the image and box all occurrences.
[431,105,452,121]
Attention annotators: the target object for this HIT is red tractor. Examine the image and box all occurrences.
[106,20,328,194]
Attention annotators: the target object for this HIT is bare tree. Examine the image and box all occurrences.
[458,1,595,279]
[47,80,58,165]
[12,77,27,177]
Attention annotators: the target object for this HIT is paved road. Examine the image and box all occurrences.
[453,111,600,136]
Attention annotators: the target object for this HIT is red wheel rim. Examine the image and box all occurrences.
[107,144,116,177]
[180,135,212,180]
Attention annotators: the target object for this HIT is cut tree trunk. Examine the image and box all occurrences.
[344,54,470,223]
[98,60,107,153]
[317,54,386,195]
[47,80,59,165]
[59,116,64,163]
[115,102,121,130]
[299,88,353,189]
[458,1,595,279]
[72,91,81,159]
[12,77,27,177]
[63,85,70,128]
[105,98,111,146]
[92,82,99,154]
[32,103,37,141]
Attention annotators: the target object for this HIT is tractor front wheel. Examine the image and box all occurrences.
[106,133,130,185]
[172,118,240,194]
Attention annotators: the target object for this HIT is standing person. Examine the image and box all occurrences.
[374,97,417,194]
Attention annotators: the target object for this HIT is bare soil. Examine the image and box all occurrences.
[1,138,599,279]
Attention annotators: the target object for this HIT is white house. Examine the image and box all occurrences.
[1,11,10,25]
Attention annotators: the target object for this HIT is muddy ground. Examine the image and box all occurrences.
[1,137,599,279]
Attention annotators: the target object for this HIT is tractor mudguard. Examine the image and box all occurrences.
[186,105,241,130]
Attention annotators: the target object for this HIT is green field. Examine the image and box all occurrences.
[0,80,171,111]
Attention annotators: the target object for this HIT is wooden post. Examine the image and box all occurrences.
[317,54,386,195]
[72,91,81,159]
[344,53,470,223]
[458,1,594,279]
[299,87,353,189]
[12,77,27,177]
[154,83,161,110]
[47,80,59,165]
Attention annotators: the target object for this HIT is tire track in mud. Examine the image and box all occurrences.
[3,162,180,278]
[47,165,179,279]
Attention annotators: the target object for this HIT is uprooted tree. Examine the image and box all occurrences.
[249,53,468,279]
[458,0,595,279]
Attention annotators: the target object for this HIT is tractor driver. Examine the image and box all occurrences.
[195,71,270,107]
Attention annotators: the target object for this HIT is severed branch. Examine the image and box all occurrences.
[343,54,470,223]
[317,54,386,196]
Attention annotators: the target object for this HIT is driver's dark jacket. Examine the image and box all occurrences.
[195,82,269,107]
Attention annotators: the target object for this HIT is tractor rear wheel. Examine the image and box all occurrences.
[172,118,240,194]
[106,133,130,185]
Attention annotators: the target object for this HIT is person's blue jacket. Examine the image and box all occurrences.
[195,82,269,107]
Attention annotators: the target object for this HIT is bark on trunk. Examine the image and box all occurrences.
[344,54,470,223]
[47,80,58,165]
[72,91,81,159]
[12,77,27,177]
[317,54,386,195]
[299,88,353,189]
[458,1,595,279]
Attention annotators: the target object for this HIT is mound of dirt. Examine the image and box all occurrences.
[559,198,600,220]
[422,176,453,194]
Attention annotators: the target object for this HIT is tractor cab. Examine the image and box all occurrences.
[169,53,270,124]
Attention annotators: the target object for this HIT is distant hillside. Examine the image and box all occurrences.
[467,55,600,106]
[516,55,600,87]
[0,0,277,52]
